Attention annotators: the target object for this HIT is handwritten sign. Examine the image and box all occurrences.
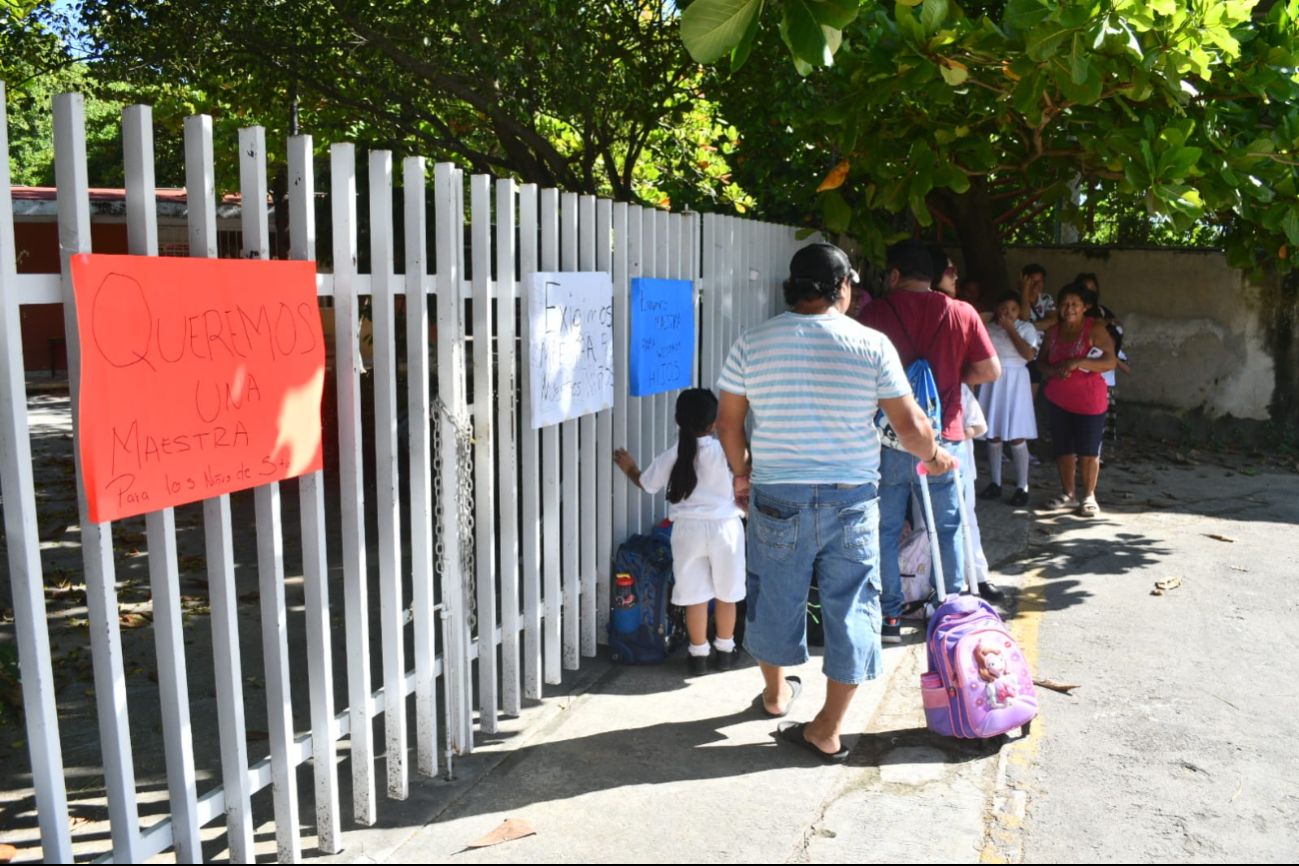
[69,254,325,523]
[630,278,695,397]
[527,271,614,429]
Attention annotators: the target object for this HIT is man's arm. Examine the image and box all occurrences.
[716,389,752,512]
[716,390,751,475]
[878,394,956,475]
[962,355,1001,386]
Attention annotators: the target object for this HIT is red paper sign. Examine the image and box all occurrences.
[69,254,325,522]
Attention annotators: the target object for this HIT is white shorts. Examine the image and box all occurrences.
[669,516,747,606]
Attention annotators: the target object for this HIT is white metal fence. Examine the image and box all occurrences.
[0,86,810,863]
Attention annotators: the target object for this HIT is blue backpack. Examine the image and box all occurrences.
[607,523,685,665]
[875,297,947,450]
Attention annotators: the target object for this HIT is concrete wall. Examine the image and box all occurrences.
[950,246,1286,429]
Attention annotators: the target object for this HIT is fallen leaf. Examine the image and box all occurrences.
[468,818,536,849]
[246,730,269,741]
[1207,534,1236,543]
[1230,565,1248,572]
[1152,577,1182,596]
[239,591,261,604]
[69,815,91,830]
[1033,678,1080,694]
[119,613,152,629]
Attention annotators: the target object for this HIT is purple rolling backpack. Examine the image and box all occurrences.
[916,460,1037,739]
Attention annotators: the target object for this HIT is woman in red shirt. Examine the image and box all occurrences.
[1037,284,1117,518]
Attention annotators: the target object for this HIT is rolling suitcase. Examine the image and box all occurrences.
[916,458,1037,739]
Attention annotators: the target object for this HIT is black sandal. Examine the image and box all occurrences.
[761,676,802,718]
[776,721,850,764]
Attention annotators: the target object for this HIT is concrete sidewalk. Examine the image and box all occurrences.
[310,496,1033,865]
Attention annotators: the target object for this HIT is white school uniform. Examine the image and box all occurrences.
[978,320,1040,441]
[959,387,991,586]
[639,436,746,606]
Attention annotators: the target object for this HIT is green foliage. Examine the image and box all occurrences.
[685,0,1299,276]
[54,0,750,213]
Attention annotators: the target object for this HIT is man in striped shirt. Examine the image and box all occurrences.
[716,243,954,763]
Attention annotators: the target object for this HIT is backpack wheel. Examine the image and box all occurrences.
[1021,719,1033,737]
[610,650,624,664]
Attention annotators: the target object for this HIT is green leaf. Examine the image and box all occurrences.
[896,0,925,6]
[1055,58,1103,104]
[1026,22,1069,61]
[807,0,860,29]
[821,190,853,232]
[1012,71,1047,123]
[894,2,926,43]
[940,63,969,85]
[1202,25,1241,57]
[1156,146,1203,180]
[1140,139,1157,177]
[1282,207,1299,247]
[730,1,765,71]
[1070,33,1089,84]
[1004,0,1053,30]
[920,0,949,36]
[1149,0,1178,15]
[795,226,819,240]
[782,0,833,66]
[682,0,766,64]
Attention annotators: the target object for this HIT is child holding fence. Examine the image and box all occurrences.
[614,388,746,676]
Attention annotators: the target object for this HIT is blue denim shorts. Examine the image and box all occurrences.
[744,483,882,685]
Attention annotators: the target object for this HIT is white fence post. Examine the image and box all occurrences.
[578,194,599,658]
[610,201,630,558]
[560,192,580,671]
[0,81,74,866]
[594,198,615,643]
[470,173,499,732]
[241,125,304,863]
[539,188,563,685]
[291,134,342,853]
[183,112,255,863]
[434,162,473,758]
[405,156,439,778]
[331,142,377,824]
[518,184,544,701]
[54,92,144,864]
[625,205,643,537]
[122,103,203,866]
[369,150,409,801]
[496,178,523,713]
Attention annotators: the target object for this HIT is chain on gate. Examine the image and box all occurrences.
[432,396,477,632]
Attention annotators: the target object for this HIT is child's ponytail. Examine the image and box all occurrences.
[666,388,719,504]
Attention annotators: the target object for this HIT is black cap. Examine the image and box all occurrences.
[789,243,855,286]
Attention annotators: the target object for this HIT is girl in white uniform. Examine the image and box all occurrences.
[614,388,746,676]
[978,291,1041,507]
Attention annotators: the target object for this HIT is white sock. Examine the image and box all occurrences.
[987,442,1004,485]
[1011,442,1031,491]
[688,642,711,657]
[713,636,736,653]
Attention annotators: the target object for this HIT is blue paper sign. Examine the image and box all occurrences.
[630,278,695,397]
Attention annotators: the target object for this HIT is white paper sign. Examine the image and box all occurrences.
[527,271,614,429]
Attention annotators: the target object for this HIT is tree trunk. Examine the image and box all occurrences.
[945,177,1010,307]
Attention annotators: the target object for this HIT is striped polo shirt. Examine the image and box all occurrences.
[717,311,909,485]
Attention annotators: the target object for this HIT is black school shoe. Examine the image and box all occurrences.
[714,647,738,672]
[979,482,1003,500]
[978,581,1006,603]
[688,652,711,676]
[1011,488,1030,507]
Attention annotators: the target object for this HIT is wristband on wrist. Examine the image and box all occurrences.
[925,445,940,463]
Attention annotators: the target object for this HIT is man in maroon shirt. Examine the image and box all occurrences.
[861,241,1001,642]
